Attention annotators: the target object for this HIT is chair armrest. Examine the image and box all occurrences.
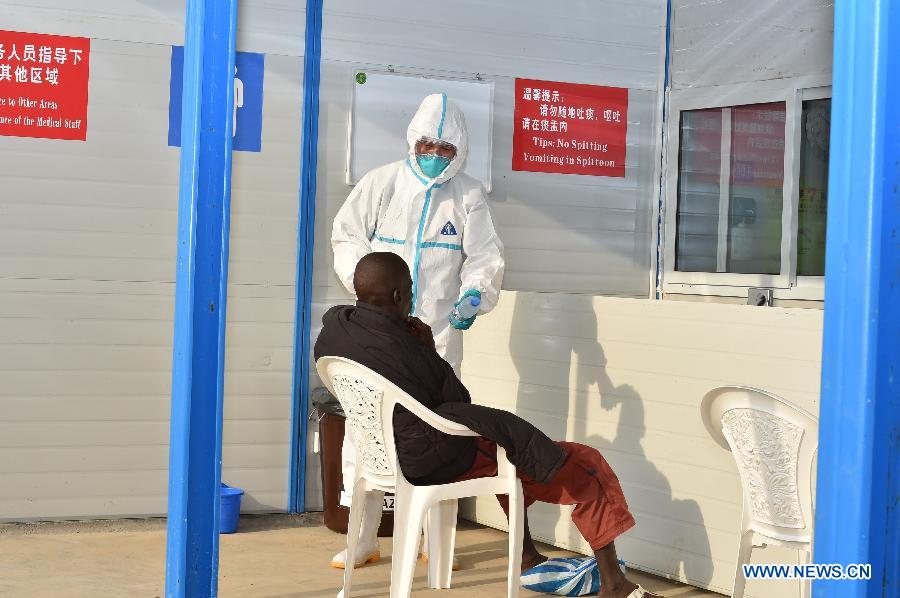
[394,397,480,438]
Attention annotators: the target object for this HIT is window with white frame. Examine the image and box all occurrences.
[663,83,831,299]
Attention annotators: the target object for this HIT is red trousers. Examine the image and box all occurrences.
[453,438,635,550]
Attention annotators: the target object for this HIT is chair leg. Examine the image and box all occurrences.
[342,477,368,598]
[799,548,812,598]
[506,481,524,598]
[731,530,754,598]
[425,499,458,589]
[389,489,427,598]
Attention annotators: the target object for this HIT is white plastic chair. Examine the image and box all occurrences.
[317,356,524,598]
[701,385,817,598]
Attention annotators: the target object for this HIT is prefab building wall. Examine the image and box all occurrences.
[0,1,307,519]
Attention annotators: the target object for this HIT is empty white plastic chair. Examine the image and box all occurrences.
[701,385,817,598]
[317,356,525,598]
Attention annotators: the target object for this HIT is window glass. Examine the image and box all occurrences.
[675,108,722,272]
[675,102,786,274]
[727,103,785,274]
[798,98,830,276]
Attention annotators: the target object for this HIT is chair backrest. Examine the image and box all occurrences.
[316,357,403,490]
[316,356,477,491]
[701,385,818,544]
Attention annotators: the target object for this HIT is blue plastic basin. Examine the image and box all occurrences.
[220,483,244,534]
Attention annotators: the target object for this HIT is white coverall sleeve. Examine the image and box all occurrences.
[460,191,505,312]
[331,175,382,295]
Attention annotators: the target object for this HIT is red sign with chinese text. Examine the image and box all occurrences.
[512,78,628,177]
[730,102,786,188]
[683,103,786,188]
[0,30,90,141]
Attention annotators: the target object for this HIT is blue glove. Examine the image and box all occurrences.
[449,289,481,330]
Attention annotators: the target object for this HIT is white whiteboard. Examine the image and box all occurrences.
[347,71,494,192]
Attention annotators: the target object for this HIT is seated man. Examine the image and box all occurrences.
[314,252,658,598]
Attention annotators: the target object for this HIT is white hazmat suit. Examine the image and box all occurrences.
[333,94,504,371]
[329,94,504,567]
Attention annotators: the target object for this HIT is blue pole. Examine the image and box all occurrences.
[814,0,899,596]
[165,0,237,596]
[288,0,324,513]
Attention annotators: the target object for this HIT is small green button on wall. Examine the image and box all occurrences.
[356,72,367,84]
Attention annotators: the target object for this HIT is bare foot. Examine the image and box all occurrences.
[520,552,548,573]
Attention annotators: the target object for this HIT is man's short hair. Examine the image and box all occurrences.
[353,252,410,299]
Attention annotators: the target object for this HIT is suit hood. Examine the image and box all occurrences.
[406,93,469,184]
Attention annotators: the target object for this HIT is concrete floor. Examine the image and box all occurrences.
[0,514,718,597]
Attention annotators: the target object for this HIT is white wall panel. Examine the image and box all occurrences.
[322,0,662,89]
[459,292,822,597]
[0,0,305,55]
[670,0,834,89]
[1,19,304,520]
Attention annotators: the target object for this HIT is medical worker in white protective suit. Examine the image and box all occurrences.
[329,93,504,568]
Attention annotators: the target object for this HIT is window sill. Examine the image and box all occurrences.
[662,281,824,303]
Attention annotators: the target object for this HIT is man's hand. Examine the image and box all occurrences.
[406,317,436,351]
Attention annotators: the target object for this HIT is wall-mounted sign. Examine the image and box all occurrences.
[167,46,265,152]
[0,30,90,141]
[512,78,628,178]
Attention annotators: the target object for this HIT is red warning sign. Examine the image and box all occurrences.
[0,30,90,141]
[512,78,628,178]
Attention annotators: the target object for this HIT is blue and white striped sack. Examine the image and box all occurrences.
[520,556,626,597]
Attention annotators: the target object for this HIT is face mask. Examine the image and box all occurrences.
[416,153,451,178]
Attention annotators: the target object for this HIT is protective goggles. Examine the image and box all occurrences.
[416,137,457,153]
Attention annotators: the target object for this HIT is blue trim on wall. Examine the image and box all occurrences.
[813,0,900,595]
[287,0,324,514]
[165,0,238,595]
[653,0,671,300]
[662,0,672,89]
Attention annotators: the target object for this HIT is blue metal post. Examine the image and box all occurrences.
[288,0,324,513]
[814,0,900,596]
[165,0,238,596]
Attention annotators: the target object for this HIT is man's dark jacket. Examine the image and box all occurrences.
[313,303,566,485]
